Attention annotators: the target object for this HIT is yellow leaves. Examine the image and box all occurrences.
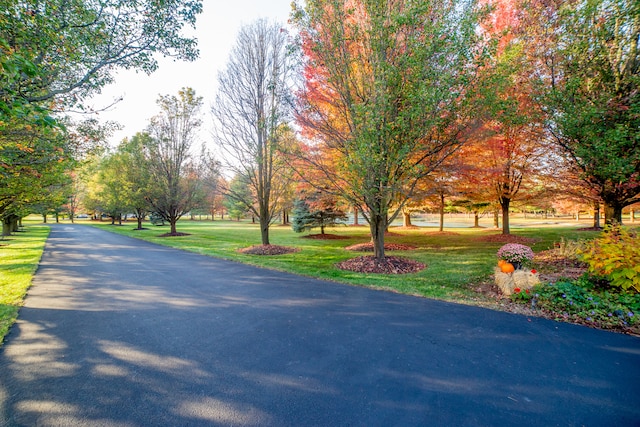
[15,143,34,153]
[581,224,640,293]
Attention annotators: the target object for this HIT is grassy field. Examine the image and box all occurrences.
[84,216,601,301]
[0,222,50,344]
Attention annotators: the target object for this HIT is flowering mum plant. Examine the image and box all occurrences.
[497,243,535,264]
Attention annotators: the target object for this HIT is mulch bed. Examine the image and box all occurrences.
[158,232,191,237]
[345,242,417,251]
[336,255,426,274]
[238,244,300,255]
[301,233,350,240]
[531,249,588,283]
[422,231,460,236]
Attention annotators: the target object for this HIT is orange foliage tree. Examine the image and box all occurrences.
[292,0,486,260]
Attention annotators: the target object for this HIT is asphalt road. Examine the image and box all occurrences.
[1,224,639,426]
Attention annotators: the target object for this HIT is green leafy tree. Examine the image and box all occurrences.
[0,0,201,123]
[0,119,72,235]
[292,191,347,235]
[223,175,253,221]
[532,0,639,223]
[117,133,155,230]
[292,0,485,260]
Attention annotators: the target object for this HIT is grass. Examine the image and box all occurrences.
[0,222,50,344]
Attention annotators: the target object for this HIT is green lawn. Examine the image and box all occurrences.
[0,223,50,344]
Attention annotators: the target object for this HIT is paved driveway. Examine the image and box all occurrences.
[1,224,639,426]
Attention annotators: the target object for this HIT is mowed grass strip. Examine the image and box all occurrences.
[87,219,600,303]
[0,223,50,344]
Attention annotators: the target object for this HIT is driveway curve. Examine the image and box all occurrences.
[1,223,639,426]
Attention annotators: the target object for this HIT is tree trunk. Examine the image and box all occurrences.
[500,198,511,235]
[402,211,412,227]
[439,194,445,232]
[593,203,601,229]
[353,206,359,225]
[604,202,623,225]
[170,219,178,235]
[631,209,636,223]
[42,214,47,223]
[493,209,499,228]
[369,214,386,261]
[260,216,270,245]
[2,221,10,237]
[473,212,480,228]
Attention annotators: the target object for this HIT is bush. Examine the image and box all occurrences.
[511,277,640,331]
[579,225,640,293]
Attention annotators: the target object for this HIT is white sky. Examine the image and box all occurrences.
[87,0,296,147]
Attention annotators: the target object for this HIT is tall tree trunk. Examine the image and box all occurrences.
[353,206,359,225]
[170,219,178,235]
[473,212,480,228]
[2,220,10,237]
[439,194,445,232]
[403,210,412,227]
[42,214,47,223]
[493,209,500,229]
[500,197,511,235]
[593,203,601,229]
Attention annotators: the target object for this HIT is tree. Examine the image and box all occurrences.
[223,175,252,221]
[145,88,203,235]
[530,0,640,223]
[117,133,155,230]
[292,191,347,235]
[292,0,485,260]
[0,118,72,235]
[0,0,201,124]
[212,19,295,246]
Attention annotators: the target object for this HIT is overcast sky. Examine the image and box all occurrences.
[87,0,295,147]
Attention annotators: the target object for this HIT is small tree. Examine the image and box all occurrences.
[292,192,347,235]
[145,88,203,235]
[224,175,253,221]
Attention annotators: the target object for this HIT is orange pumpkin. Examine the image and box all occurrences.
[497,259,507,268]
[500,262,515,274]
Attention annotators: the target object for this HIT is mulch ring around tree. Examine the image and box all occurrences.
[158,232,191,237]
[345,242,417,251]
[336,255,425,274]
[301,233,350,240]
[474,234,538,245]
[238,244,300,255]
